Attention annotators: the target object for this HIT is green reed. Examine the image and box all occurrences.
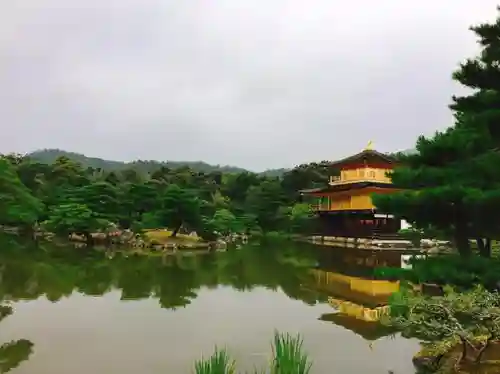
[194,347,236,374]
[270,331,312,374]
[193,332,312,374]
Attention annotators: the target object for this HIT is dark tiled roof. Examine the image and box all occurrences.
[300,181,397,194]
[329,149,396,168]
[298,187,326,194]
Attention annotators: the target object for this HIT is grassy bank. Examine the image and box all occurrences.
[194,332,312,374]
[143,229,201,243]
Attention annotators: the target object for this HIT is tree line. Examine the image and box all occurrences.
[373,7,500,258]
[4,8,499,252]
[0,148,332,242]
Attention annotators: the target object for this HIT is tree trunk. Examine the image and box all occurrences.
[19,224,35,238]
[105,233,112,247]
[475,339,492,363]
[455,230,471,257]
[171,223,182,238]
[454,217,471,257]
[477,238,492,258]
[84,232,94,247]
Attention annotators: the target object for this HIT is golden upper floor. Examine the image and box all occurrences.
[329,167,392,186]
[299,147,400,211]
[326,147,397,185]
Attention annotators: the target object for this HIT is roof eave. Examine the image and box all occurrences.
[329,150,396,168]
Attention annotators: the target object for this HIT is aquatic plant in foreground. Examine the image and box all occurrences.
[271,332,312,374]
[194,347,236,374]
[194,331,312,374]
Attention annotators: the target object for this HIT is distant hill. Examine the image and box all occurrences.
[27,149,287,176]
[24,148,416,177]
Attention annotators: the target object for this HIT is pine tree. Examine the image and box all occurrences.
[373,7,500,256]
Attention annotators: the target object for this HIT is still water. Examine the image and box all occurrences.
[0,235,419,373]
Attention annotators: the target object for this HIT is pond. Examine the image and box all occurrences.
[0,235,420,373]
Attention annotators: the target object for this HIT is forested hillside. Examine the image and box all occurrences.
[28,148,414,177]
[1,149,335,243]
[28,149,288,176]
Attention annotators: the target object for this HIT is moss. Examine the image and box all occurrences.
[415,338,460,358]
[144,229,201,243]
[412,339,461,373]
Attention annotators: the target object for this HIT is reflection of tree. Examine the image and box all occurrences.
[0,235,330,371]
[0,234,324,310]
[212,243,319,299]
[115,256,156,300]
[76,262,113,297]
[0,306,12,322]
[0,305,34,373]
[0,339,33,373]
[155,265,199,309]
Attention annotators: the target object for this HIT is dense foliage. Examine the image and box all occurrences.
[373,7,500,257]
[386,285,500,370]
[0,152,331,241]
[374,254,500,289]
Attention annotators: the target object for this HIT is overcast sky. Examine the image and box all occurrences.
[1,1,498,171]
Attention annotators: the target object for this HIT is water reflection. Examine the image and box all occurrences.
[0,238,317,308]
[0,305,33,373]
[0,234,419,373]
[305,247,406,343]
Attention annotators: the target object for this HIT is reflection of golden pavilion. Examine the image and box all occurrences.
[309,268,399,322]
[304,246,402,339]
[311,269,399,306]
[319,313,396,341]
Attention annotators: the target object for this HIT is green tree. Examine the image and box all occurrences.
[290,203,315,234]
[120,181,160,227]
[245,179,287,232]
[210,209,239,235]
[387,285,500,369]
[69,181,121,223]
[43,203,107,244]
[281,162,331,201]
[237,213,260,233]
[156,184,203,237]
[222,172,261,207]
[373,8,500,257]
[0,158,42,230]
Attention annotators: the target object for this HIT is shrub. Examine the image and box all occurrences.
[383,285,500,370]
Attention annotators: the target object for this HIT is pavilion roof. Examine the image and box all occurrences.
[329,149,396,169]
[319,313,396,341]
[299,181,398,195]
